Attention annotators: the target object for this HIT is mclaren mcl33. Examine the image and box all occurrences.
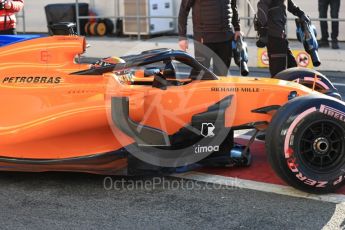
[0,34,345,194]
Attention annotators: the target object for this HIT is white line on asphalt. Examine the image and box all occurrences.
[322,203,345,229]
[174,172,345,204]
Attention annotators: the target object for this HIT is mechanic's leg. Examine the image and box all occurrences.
[194,41,211,69]
[196,42,235,158]
[201,42,227,76]
[287,45,298,68]
[212,41,232,76]
[319,0,330,42]
[193,41,212,78]
[211,42,234,156]
[330,0,340,41]
[267,36,288,77]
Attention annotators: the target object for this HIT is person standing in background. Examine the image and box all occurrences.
[255,0,310,77]
[178,0,243,160]
[0,0,24,35]
[318,0,340,49]
[178,0,242,76]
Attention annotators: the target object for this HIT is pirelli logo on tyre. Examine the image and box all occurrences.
[320,104,345,123]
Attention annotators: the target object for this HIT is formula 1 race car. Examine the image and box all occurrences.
[0,34,345,194]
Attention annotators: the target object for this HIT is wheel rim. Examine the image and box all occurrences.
[298,120,345,172]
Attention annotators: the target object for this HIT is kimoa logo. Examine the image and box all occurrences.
[194,145,220,154]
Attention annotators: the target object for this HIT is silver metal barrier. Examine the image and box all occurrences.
[16,6,26,33]
[76,0,80,35]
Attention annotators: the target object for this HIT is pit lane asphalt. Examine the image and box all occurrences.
[0,69,344,230]
[0,173,342,230]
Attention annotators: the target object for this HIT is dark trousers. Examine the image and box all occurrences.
[267,36,297,77]
[319,0,340,40]
[0,28,16,35]
[194,40,232,76]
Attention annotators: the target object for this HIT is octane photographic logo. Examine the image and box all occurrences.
[105,36,237,168]
[103,176,241,191]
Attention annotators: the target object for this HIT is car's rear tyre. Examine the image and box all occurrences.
[266,95,345,193]
[274,67,342,100]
